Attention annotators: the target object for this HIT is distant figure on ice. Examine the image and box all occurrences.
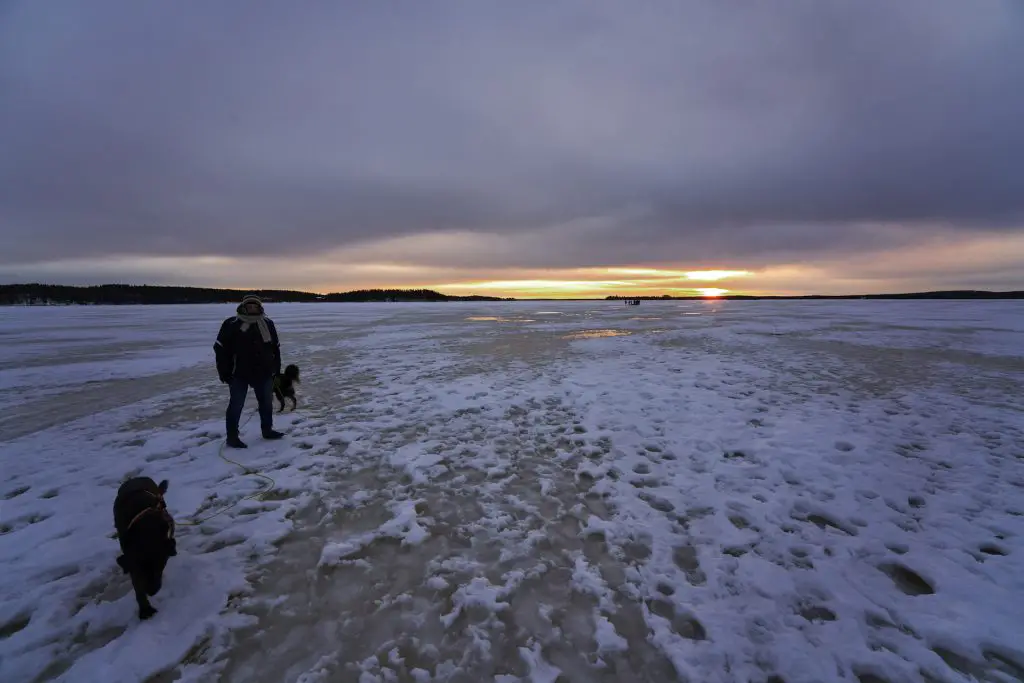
[214,294,286,448]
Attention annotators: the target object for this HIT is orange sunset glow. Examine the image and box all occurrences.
[434,268,753,299]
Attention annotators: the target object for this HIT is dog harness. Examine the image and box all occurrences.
[126,491,175,539]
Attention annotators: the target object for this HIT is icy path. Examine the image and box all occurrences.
[2,301,1023,683]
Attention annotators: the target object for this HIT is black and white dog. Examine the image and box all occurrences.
[273,363,301,412]
[113,477,177,620]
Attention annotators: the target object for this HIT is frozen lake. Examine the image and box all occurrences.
[2,300,1023,683]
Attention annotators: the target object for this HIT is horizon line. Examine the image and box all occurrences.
[3,282,1024,302]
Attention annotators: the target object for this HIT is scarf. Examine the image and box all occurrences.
[236,312,272,343]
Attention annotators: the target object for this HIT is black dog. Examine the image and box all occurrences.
[273,363,300,412]
[113,477,177,620]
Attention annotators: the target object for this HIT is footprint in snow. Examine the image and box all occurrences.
[145,451,183,462]
[645,597,707,641]
[43,563,82,583]
[2,511,53,534]
[794,509,858,537]
[878,562,934,596]
[788,546,814,569]
[728,514,754,530]
[639,492,675,513]
[3,485,30,500]
[672,545,707,586]
[0,611,32,639]
[979,542,1008,557]
[620,536,653,565]
[797,603,837,623]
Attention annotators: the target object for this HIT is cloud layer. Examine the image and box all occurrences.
[1,1,1023,292]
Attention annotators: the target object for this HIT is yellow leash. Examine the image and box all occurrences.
[177,409,277,527]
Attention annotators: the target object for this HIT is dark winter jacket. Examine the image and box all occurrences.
[214,312,281,383]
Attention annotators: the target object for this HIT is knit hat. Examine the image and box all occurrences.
[237,293,264,316]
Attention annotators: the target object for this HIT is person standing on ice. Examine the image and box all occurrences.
[214,294,285,448]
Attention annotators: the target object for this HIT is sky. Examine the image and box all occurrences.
[1,0,1023,298]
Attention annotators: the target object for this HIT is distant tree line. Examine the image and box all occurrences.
[0,283,511,306]
[606,295,676,300]
[323,288,511,302]
[606,291,1024,301]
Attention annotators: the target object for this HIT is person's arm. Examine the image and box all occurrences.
[214,319,236,382]
[267,319,282,375]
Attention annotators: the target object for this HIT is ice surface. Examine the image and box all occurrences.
[2,300,1023,683]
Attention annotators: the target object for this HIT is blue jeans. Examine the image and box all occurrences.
[226,376,274,437]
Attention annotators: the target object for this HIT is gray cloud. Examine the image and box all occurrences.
[1,0,1023,278]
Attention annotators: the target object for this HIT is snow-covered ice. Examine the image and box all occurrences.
[2,300,1023,683]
